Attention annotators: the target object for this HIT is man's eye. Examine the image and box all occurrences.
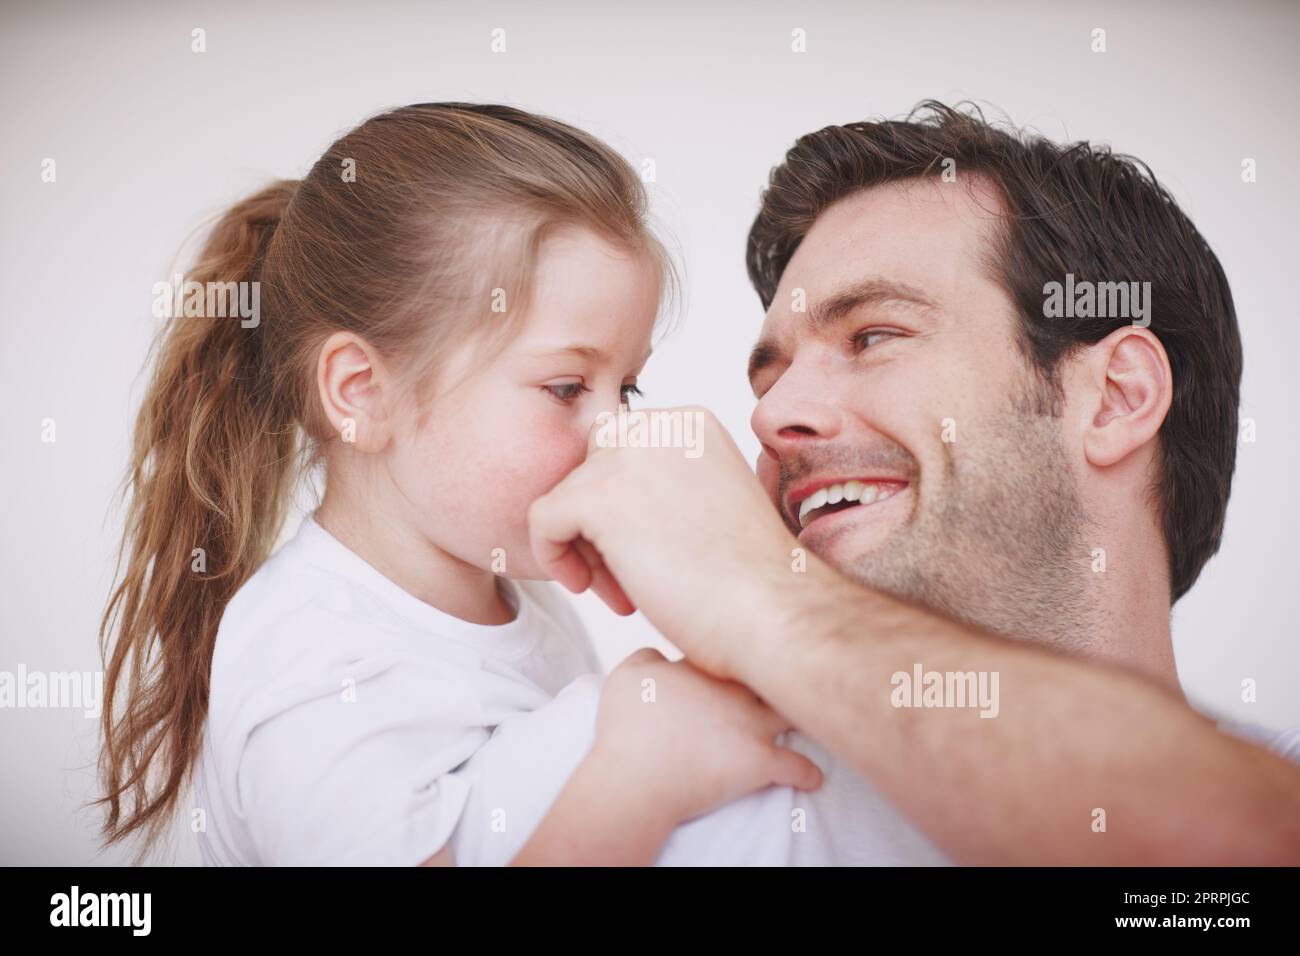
[620,383,644,403]
[852,328,899,351]
[543,383,589,402]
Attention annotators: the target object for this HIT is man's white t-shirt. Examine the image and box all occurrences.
[195,514,1300,866]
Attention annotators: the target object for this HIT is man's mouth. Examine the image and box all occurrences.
[788,479,909,530]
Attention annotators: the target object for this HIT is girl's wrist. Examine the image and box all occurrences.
[583,740,690,839]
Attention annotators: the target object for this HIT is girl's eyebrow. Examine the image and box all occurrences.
[529,345,654,366]
[530,345,607,361]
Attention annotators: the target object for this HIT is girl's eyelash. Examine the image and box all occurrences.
[543,382,644,403]
[544,383,589,402]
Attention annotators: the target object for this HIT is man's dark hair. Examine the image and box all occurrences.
[746,100,1242,604]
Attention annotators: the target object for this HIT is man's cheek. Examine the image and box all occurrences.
[755,450,781,504]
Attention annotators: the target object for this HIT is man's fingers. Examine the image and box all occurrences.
[765,746,823,793]
[575,538,636,615]
[757,701,796,738]
[528,491,594,594]
[529,456,635,613]
[545,543,592,595]
[624,647,667,666]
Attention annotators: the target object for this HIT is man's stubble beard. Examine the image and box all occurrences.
[841,375,1102,652]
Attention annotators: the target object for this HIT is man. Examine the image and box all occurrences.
[528,102,1300,863]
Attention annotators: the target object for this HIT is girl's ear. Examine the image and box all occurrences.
[315,331,393,452]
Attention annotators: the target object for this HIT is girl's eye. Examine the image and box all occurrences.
[543,383,589,403]
[620,383,643,403]
[852,328,899,352]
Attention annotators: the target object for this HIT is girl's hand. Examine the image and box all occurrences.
[589,647,822,828]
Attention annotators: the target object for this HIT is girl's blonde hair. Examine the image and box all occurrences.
[96,103,673,856]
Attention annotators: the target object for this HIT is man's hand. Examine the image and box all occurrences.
[528,406,801,678]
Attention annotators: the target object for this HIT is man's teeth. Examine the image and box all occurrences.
[798,481,899,528]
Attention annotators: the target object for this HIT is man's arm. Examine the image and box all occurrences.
[739,555,1300,863]
[529,408,1300,864]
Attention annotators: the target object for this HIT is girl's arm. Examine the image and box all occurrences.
[508,748,678,866]
[421,746,674,867]
[421,649,821,866]
[421,844,455,866]
[509,648,822,866]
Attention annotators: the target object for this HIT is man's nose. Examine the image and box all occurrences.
[750,363,844,461]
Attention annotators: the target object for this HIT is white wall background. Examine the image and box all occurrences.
[2,0,1296,865]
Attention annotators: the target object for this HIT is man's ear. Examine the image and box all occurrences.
[315,331,392,453]
[1080,326,1173,468]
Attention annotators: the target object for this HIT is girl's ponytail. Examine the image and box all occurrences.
[96,181,302,855]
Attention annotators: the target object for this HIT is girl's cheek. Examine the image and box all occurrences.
[525,422,590,493]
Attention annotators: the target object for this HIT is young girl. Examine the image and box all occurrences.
[96,103,826,865]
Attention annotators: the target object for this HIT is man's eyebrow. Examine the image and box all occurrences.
[807,278,938,330]
[748,278,937,387]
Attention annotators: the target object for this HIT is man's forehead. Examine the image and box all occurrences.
[763,176,1006,326]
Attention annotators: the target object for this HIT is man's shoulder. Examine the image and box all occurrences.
[1214,717,1300,764]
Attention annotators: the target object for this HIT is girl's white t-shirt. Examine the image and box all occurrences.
[193,515,601,866]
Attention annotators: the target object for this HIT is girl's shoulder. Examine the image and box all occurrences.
[215,521,411,664]
[206,522,476,730]
[215,515,474,662]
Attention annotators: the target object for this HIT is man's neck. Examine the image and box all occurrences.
[1067,540,1182,698]
[1089,596,1180,698]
